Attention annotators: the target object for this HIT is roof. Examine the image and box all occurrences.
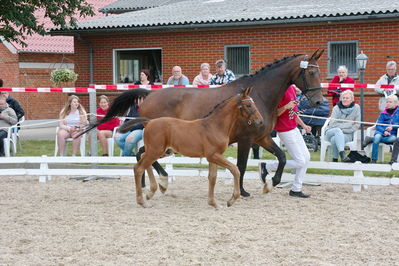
[51,0,399,34]
[99,0,187,13]
[8,0,117,53]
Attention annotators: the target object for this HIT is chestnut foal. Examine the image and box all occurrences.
[122,88,263,208]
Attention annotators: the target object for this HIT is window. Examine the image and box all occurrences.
[328,41,358,76]
[114,49,162,84]
[225,45,250,77]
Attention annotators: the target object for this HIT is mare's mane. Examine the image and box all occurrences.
[238,54,303,80]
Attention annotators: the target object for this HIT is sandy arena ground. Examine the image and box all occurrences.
[1,175,399,265]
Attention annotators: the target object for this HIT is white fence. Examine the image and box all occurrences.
[1,156,399,192]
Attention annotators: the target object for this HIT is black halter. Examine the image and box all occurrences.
[238,96,257,125]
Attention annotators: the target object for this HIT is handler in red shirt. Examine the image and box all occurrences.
[260,85,312,198]
[327,65,355,106]
[96,95,120,156]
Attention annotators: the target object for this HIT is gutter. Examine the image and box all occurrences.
[50,13,399,36]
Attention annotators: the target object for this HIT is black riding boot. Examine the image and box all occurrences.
[339,151,351,163]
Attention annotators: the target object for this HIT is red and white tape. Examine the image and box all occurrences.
[322,83,399,89]
[88,84,219,90]
[1,83,399,93]
[0,87,95,93]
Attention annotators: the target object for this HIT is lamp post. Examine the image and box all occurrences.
[356,51,368,149]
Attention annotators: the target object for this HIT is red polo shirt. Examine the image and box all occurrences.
[274,85,298,133]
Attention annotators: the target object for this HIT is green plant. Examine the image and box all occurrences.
[50,69,78,85]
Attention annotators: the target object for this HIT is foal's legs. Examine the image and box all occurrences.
[145,165,158,200]
[136,146,169,193]
[208,153,240,207]
[207,163,218,208]
[134,147,165,207]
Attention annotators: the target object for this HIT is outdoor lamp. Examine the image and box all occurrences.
[356,51,368,71]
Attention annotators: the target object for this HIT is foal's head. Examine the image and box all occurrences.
[237,88,263,128]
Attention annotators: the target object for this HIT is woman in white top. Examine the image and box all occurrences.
[57,95,88,156]
[192,63,213,86]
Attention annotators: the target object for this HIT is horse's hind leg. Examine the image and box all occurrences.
[134,154,157,208]
[207,163,218,208]
[137,146,169,193]
[145,166,158,200]
[133,162,147,207]
[208,154,240,207]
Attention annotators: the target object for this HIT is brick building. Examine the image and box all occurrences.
[0,0,115,119]
[51,0,399,123]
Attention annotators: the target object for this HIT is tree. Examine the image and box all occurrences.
[0,0,95,46]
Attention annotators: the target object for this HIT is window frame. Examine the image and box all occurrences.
[112,47,163,84]
[327,40,359,79]
[224,45,251,77]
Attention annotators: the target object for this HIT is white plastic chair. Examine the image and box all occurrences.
[54,126,86,156]
[3,116,25,157]
[107,127,120,157]
[364,126,395,162]
[320,118,360,161]
[3,125,16,157]
[107,126,144,157]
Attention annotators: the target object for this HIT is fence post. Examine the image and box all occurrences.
[39,155,49,183]
[352,161,366,192]
[89,88,98,157]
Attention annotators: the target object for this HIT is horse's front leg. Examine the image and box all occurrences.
[257,136,286,191]
[237,139,252,198]
[207,163,218,208]
[208,154,240,207]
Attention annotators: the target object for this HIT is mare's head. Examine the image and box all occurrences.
[292,49,324,107]
[237,87,264,128]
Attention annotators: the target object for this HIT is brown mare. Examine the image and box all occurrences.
[82,50,324,197]
[122,88,263,208]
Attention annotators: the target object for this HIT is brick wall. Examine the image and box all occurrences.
[74,20,399,123]
[2,20,399,121]
[0,49,73,119]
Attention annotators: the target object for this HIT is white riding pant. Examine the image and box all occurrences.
[268,127,310,192]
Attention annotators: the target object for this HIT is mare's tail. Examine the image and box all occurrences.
[119,118,150,133]
[77,88,152,137]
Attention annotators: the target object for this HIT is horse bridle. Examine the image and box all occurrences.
[294,55,322,96]
[238,96,258,125]
[288,56,323,120]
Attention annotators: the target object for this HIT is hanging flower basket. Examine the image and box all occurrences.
[50,69,78,86]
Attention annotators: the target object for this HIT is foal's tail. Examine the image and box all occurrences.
[119,118,150,133]
[77,89,152,137]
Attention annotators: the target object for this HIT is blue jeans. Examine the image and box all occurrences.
[324,128,352,159]
[371,133,396,160]
[114,129,143,156]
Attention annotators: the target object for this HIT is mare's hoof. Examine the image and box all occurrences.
[272,177,281,187]
[240,189,251,198]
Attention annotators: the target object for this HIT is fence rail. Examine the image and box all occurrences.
[1,156,398,192]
